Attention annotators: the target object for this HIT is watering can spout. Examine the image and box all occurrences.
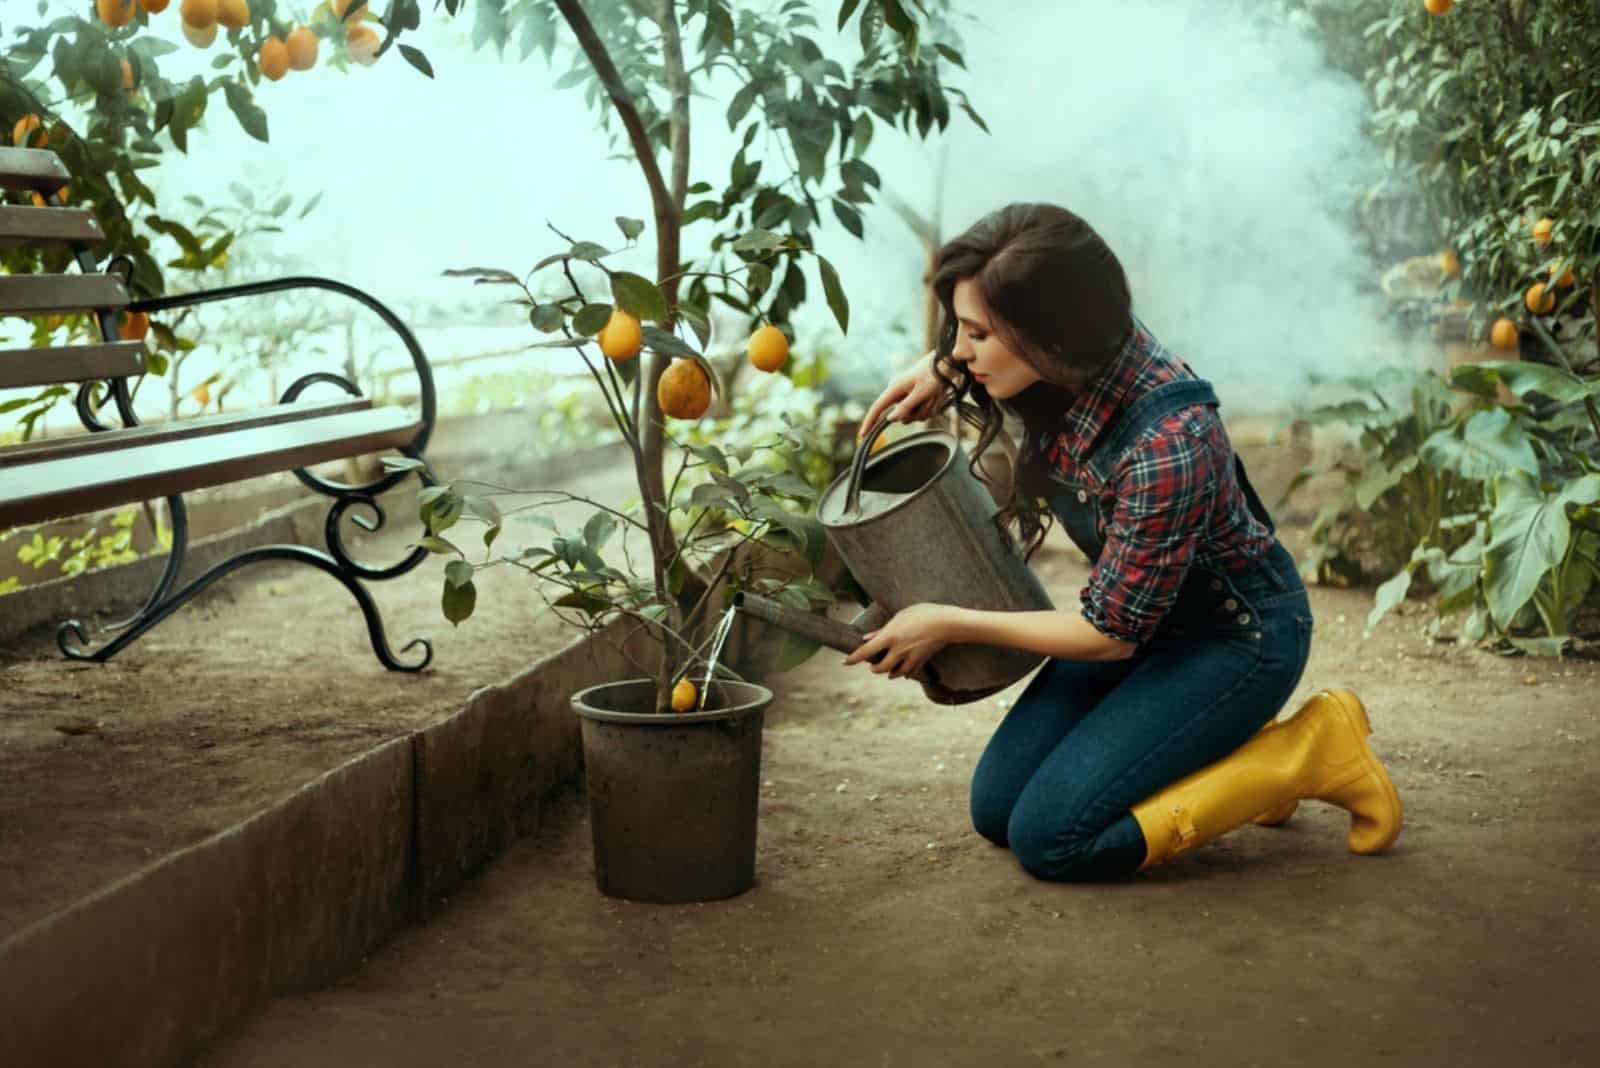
[732,592,1006,707]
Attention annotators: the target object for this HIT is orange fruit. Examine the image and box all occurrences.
[193,381,210,407]
[1439,249,1459,277]
[97,0,137,27]
[217,0,249,29]
[332,0,368,19]
[671,678,697,713]
[181,19,217,47]
[1423,0,1452,12]
[1524,282,1555,315]
[180,0,217,28]
[1550,261,1576,288]
[1489,318,1519,350]
[658,358,711,420]
[1532,217,1553,246]
[747,324,789,372]
[11,114,43,148]
[258,37,289,81]
[345,23,380,65]
[597,309,643,360]
[141,0,171,12]
[119,311,150,341]
[286,25,319,70]
[29,185,68,208]
[120,57,136,91]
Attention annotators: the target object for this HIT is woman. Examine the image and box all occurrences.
[843,203,1402,881]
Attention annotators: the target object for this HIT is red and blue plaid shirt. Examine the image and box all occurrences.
[1041,321,1274,645]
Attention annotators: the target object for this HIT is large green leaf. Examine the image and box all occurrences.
[1483,473,1569,627]
[1452,360,1595,404]
[1419,408,1538,480]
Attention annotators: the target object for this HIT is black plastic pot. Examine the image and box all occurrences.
[571,678,771,903]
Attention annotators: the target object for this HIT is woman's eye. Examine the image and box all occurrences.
[969,332,987,343]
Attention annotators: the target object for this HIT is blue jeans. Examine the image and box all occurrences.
[969,541,1314,881]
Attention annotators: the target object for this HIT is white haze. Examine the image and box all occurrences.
[0,0,1421,416]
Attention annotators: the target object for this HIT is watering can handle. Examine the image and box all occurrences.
[845,414,894,514]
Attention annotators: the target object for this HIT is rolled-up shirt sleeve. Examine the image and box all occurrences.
[1080,423,1215,644]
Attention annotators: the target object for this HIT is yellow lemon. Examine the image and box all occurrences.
[671,679,697,713]
[597,309,643,361]
[748,324,790,372]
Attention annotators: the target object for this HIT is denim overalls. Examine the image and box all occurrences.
[968,376,1316,881]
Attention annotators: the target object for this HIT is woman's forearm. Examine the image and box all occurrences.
[944,607,1138,662]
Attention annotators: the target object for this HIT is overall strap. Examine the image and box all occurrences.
[1084,378,1218,484]
[1083,376,1276,536]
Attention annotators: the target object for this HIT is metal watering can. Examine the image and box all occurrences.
[734,416,1054,705]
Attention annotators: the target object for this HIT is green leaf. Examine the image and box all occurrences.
[417,534,463,555]
[610,272,668,322]
[583,511,618,552]
[1483,473,1569,628]
[690,483,741,510]
[463,494,503,527]
[529,303,565,332]
[831,200,864,238]
[1474,360,1596,404]
[1419,409,1538,480]
[1354,454,1417,510]
[836,0,863,30]
[1366,565,1414,632]
[640,325,702,361]
[444,559,475,588]
[553,589,612,617]
[399,44,435,78]
[442,579,477,625]
[615,216,645,241]
[221,80,269,143]
[569,241,609,261]
[573,303,614,336]
[733,228,785,253]
[817,255,849,335]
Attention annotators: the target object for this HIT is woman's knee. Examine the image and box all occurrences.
[968,762,1015,847]
[1006,795,1132,882]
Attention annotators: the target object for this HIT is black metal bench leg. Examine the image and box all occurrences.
[56,494,434,672]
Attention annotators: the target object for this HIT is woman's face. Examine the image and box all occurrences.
[949,279,1044,400]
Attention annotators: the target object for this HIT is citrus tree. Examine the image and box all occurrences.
[1277,0,1600,654]
[389,0,981,712]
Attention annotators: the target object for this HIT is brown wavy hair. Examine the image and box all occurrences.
[931,203,1134,560]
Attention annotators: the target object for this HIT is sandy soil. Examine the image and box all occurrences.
[4,444,1599,1067]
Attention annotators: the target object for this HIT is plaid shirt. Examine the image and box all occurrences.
[1041,321,1274,645]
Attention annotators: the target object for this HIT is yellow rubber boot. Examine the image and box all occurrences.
[1252,719,1298,827]
[1131,689,1403,870]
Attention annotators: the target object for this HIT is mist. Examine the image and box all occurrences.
[1,0,1417,416]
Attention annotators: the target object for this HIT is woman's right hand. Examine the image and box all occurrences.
[858,349,951,440]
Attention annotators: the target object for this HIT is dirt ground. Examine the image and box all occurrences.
[4,442,1599,1066]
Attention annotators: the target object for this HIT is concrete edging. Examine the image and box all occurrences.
[0,615,656,1068]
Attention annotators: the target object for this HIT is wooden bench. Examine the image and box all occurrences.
[0,146,439,671]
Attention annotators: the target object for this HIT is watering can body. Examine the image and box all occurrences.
[736,419,1054,705]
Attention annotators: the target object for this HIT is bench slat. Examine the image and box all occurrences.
[0,147,71,193]
[0,273,129,316]
[0,340,146,390]
[0,405,422,529]
[0,205,104,247]
[0,398,373,467]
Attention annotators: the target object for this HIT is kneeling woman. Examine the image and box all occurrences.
[845,203,1402,881]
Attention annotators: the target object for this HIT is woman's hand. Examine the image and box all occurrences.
[843,603,960,681]
[858,349,951,439]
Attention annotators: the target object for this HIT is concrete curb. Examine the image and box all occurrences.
[0,616,653,1068]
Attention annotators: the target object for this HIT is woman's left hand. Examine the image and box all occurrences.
[842,603,960,680]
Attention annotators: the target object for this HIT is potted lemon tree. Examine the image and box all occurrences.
[390,0,979,902]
